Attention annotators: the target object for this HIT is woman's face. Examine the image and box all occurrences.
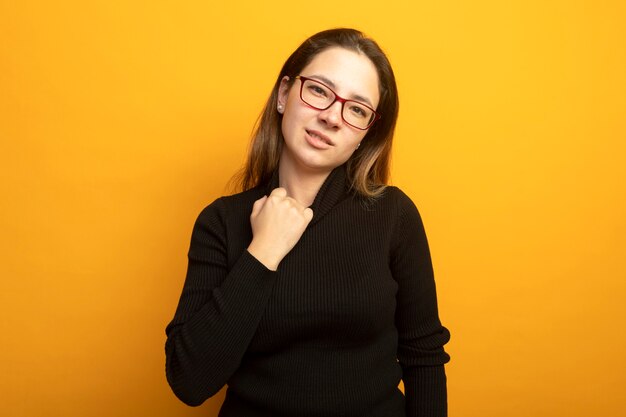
[277,47,380,176]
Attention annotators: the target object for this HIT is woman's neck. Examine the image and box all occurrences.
[277,155,332,208]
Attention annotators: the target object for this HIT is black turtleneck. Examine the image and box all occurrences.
[165,165,450,417]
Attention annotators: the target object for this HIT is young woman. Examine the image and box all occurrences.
[165,28,450,417]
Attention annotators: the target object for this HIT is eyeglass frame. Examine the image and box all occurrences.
[293,75,381,130]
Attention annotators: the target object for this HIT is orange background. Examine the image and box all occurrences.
[1,1,625,416]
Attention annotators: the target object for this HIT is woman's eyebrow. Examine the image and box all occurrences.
[307,74,374,108]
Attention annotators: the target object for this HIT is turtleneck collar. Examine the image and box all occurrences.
[264,164,351,226]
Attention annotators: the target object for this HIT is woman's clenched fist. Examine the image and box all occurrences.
[247,187,314,271]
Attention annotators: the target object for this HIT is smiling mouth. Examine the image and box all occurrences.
[306,129,334,146]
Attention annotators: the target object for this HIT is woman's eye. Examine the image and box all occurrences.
[349,105,368,118]
[308,85,327,96]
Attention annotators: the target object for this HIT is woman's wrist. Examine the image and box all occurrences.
[247,241,281,271]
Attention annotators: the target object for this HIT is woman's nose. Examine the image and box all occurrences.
[318,101,343,128]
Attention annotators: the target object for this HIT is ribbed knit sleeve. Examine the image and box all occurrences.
[390,190,451,417]
[165,198,276,406]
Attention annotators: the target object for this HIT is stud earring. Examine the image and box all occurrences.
[277,104,284,113]
[356,142,361,149]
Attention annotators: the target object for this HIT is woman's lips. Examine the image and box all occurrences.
[305,129,334,149]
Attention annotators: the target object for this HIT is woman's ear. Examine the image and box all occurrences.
[277,76,291,112]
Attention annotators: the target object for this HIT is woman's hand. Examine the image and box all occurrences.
[247,187,313,271]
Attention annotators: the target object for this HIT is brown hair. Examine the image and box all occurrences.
[231,28,399,197]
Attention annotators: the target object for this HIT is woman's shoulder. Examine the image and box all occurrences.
[195,186,265,225]
[374,185,426,230]
[370,185,420,211]
[221,185,266,208]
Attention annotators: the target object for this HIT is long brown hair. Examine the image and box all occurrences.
[231,28,399,198]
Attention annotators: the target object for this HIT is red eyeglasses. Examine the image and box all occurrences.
[294,75,381,130]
